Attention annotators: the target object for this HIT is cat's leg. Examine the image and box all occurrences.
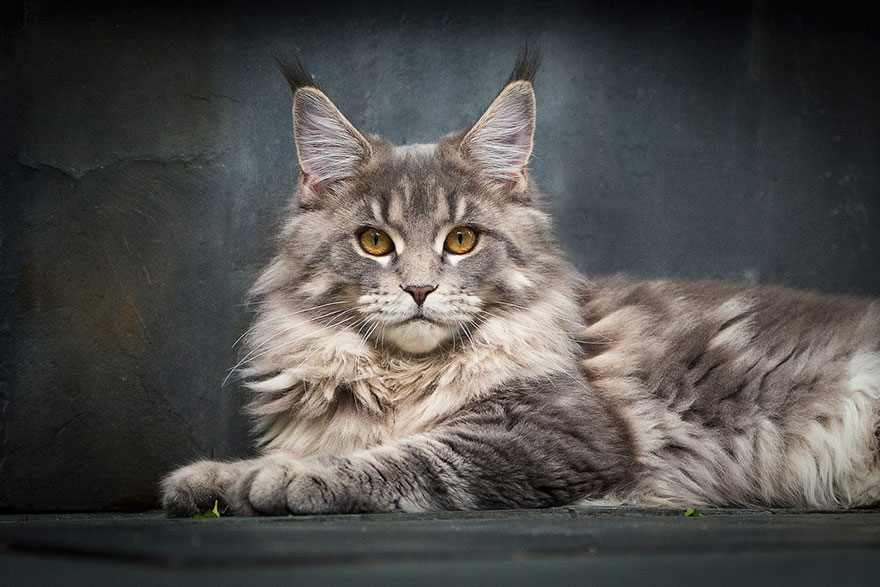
[161,459,252,517]
[225,446,450,516]
[224,380,636,515]
[225,436,620,516]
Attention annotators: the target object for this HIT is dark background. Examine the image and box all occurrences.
[1,0,878,511]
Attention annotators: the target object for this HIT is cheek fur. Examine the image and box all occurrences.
[328,240,394,285]
[445,242,511,292]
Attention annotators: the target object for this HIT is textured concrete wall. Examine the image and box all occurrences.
[1,1,879,510]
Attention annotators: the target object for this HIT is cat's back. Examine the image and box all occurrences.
[581,274,879,357]
[578,274,880,507]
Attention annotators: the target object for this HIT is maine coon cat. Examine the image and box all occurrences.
[162,50,880,516]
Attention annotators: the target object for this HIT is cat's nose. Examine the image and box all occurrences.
[401,284,437,307]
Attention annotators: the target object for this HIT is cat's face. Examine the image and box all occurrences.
[308,143,559,354]
[269,53,565,355]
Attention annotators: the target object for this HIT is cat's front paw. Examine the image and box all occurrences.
[226,455,354,516]
[160,459,246,517]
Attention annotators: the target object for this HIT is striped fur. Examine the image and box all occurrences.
[161,52,880,517]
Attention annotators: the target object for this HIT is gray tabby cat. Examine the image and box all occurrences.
[161,51,880,516]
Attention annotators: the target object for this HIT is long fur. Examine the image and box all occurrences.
[161,51,880,517]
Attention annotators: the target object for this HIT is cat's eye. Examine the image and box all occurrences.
[444,226,478,255]
[359,228,395,256]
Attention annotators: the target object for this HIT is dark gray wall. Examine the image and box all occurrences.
[1,1,879,511]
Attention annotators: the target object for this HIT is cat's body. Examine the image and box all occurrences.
[584,276,880,507]
[161,52,880,516]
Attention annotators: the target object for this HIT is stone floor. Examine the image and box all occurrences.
[1,506,878,586]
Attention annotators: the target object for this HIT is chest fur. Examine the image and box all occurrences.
[247,294,583,456]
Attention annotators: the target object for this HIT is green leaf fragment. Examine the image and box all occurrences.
[194,500,221,518]
[684,507,700,517]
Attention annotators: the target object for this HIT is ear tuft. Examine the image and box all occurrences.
[506,43,542,84]
[275,56,322,94]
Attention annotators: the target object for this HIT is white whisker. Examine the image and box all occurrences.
[355,320,380,374]
[240,307,357,365]
[461,322,478,354]
[231,301,348,348]
[225,312,360,385]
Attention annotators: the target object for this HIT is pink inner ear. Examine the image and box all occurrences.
[507,126,532,157]
[300,170,327,197]
[502,126,532,180]
[487,116,533,171]
[505,169,528,193]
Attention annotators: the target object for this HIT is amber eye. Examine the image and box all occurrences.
[444,226,478,255]
[359,228,395,256]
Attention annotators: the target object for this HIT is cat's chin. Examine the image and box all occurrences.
[383,320,452,355]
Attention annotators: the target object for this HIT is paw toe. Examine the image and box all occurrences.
[160,460,239,517]
[248,462,294,515]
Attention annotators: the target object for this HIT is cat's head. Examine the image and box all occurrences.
[257,50,575,356]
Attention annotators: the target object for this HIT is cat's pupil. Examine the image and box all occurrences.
[372,233,379,246]
[457,232,463,244]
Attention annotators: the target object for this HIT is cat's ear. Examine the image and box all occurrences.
[293,89,372,193]
[461,47,540,193]
[277,58,372,201]
[460,85,536,193]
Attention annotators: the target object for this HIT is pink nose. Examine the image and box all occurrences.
[401,284,437,307]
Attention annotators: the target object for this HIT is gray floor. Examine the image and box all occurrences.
[1,507,878,586]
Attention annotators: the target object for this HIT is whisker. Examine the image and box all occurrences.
[235,297,346,309]
[379,321,388,348]
[355,321,380,373]
[232,301,350,348]
[225,313,361,385]
[287,315,372,376]
[464,318,485,351]
[461,323,478,354]
[240,307,357,363]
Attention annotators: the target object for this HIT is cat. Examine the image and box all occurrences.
[161,49,880,516]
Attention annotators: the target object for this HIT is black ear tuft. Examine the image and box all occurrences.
[275,56,321,94]
[506,43,542,85]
